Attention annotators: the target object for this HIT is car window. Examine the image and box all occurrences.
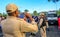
[48,14,57,17]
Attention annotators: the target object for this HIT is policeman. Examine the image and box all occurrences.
[38,13,49,37]
[1,4,38,37]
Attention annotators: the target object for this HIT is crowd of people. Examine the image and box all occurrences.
[0,3,49,37]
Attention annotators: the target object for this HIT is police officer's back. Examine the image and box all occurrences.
[1,4,38,37]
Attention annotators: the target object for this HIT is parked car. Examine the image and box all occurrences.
[47,11,58,25]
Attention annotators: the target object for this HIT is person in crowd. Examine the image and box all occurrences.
[1,3,38,37]
[24,12,33,23]
[58,15,60,30]
[0,16,2,23]
[0,16,4,23]
[19,13,27,21]
[0,16,3,34]
[38,12,49,37]
[1,16,5,20]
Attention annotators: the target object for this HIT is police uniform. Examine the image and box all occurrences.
[1,4,38,37]
[38,13,49,37]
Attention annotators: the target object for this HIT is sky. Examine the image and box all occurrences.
[0,0,60,13]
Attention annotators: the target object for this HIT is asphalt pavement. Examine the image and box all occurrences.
[0,26,60,37]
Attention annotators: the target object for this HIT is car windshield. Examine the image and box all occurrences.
[48,14,57,17]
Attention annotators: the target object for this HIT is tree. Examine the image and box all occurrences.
[33,10,38,16]
[56,9,60,16]
[0,13,2,16]
[48,0,51,2]
[48,0,60,10]
[18,10,21,14]
[48,0,59,2]
[3,13,7,17]
[24,9,29,12]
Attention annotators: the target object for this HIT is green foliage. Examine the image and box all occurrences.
[0,13,2,16]
[2,13,7,17]
[48,0,60,3]
[24,9,29,12]
[56,9,60,16]
[0,12,7,18]
[33,10,39,16]
[48,0,51,2]
[38,13,40,16]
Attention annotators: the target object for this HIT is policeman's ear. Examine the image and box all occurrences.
[14,11,16,14]
[14,9,18,14]
[15,9,19,14]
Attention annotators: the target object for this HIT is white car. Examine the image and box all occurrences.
[47,12,58,25]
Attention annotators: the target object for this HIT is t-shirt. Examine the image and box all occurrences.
[32,16,38,22]
[19,13,25,18]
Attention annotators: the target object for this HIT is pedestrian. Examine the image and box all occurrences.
[24,13,33,23]
[1,16,5,20]
[24,13,37,37]
[1,3,38,37]
[0,16,3,34]
[0,16,2,23]
[58,15,60,30]
[38,12,49,37]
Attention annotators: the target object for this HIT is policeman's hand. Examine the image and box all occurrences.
[24,13,33,22]
[24,16,27,21]
[31,19,37,25]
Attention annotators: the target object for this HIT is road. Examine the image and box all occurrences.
[0,26,60,37]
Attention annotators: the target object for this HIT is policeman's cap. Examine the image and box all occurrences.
[39,13,45,16]
[6,4,18,13]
